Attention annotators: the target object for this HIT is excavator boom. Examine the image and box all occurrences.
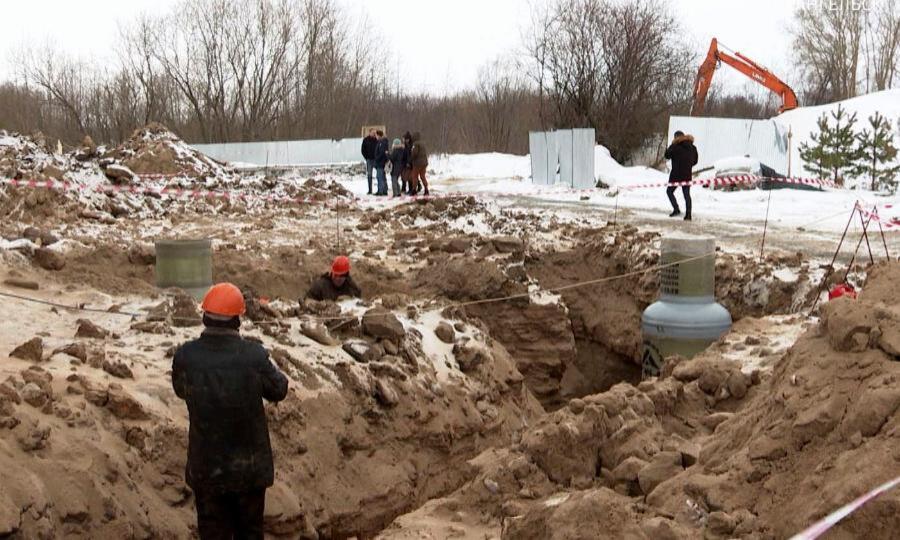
[691,38,798,116]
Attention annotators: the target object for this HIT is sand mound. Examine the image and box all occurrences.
[101,123,230,181]
[382,261,900,539]
[0,280,543,538]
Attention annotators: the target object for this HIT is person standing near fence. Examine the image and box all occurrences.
[361,128,378,195]
[389,138,405,197]
[408,132,429,196]
[664,130,698,221]
[401,131,413,194]
[374,130,390,196]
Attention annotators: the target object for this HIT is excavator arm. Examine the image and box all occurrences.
[691,38,799,116]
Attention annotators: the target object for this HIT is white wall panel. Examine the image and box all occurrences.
[668,116,788,175]
[193,138,364,166]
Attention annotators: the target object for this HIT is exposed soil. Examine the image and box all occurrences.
[2,124,895,539]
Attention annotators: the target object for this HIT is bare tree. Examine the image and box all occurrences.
[15,44,96,136]
[526,0,694,162]
[864,0,900,91]
[792,2,865,103]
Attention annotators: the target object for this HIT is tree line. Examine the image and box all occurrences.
[0,0,897,162]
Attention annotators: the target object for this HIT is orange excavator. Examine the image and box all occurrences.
[691,38,799,116]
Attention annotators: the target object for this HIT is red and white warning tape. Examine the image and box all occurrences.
[855,203,900,229]
[0,172,853,211]
[624,174,835,190]
[0,177,344,206]
[789,474,900,540]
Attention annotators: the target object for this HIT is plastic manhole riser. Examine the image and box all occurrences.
[641,236,732,377]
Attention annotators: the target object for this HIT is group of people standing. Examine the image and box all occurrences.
[361,129,429,197]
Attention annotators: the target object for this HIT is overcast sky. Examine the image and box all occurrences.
[0,0,805,101]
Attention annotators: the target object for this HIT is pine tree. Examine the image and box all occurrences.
[799,105,861,186]
[852,112,900,192]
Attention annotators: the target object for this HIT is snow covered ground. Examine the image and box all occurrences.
[338,143,899,238]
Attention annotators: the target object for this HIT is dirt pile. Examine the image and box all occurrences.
[0,278,543,538]
[528,225,818,364]
[0,131,72,182]
[100,122,231,182]
[382,261,900,539]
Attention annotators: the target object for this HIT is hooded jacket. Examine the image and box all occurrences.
[409,132,428,168]
[664,134,698,183]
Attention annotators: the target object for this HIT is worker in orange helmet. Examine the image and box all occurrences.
[172,282,288,539]
[305,255,363,302]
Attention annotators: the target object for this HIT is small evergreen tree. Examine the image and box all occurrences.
[852,112,900,192]
[799,105,861,186]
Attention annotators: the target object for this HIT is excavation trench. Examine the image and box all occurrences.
[0,222,822,538]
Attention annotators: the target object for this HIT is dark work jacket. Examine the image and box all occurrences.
[374,137,390,168]
[389,147,405,176]
[664,135,698,183]
[361,136,378,160]
[410,137,428,168]
[172,329,288,494]
[305,272,362,302]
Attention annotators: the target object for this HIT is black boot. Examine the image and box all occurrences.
[669,208,681,217]
[684,213,692,221]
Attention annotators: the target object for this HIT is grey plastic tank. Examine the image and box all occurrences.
[154,239,212,300]
[641,235,732,377]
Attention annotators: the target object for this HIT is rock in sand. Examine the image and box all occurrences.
[10,337,43,362]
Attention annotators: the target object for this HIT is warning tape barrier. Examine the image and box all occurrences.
[855,203,900,229]
[0,177,345,206]
[0,172,854,211]
[624,174,836,190]
[789,474,900,540]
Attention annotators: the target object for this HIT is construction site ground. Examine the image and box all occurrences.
[1,127,899,539]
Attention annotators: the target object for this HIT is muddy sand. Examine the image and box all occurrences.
[1,126,898,539]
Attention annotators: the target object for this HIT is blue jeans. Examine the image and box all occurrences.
[365,159,375,193]
[376,167,387,195]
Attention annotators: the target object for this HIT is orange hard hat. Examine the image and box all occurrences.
[331,255,351,276]
[201,282,246,317]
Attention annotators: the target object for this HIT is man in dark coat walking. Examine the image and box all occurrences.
[664,130,698,220]
[172,282,289,539]
[361,128,378,195]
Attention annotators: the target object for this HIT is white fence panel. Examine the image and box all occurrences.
[193,138,364,166]
[557,130,574,186]
[571,128,596,188]
[668,116,788,174]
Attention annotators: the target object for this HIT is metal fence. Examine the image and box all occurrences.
[193,138,363,167]
[529,128,596,188]
[668,116,789,175]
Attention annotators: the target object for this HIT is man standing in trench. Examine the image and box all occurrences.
[664,130,698,221]
[172,282,289,539]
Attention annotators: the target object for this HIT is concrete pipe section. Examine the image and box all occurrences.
[154,239,213,300]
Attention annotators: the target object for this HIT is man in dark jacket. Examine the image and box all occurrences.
[408,132,429,196]
[664,130,698,220]
[373,130,390,196]
[361,128,378,195]
[305,255,362,301]
[172,282,289,539]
